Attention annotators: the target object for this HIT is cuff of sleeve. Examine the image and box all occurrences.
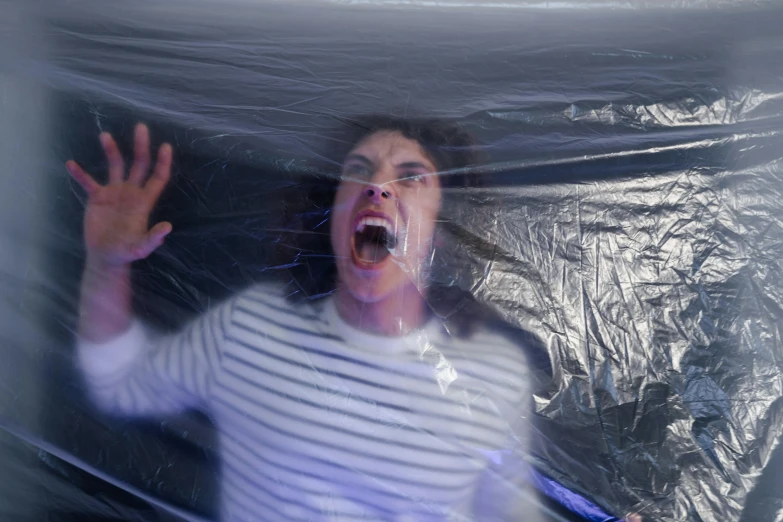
[77,320,149,381]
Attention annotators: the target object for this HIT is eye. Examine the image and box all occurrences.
[344,163,371,178]
[402,171,427,185]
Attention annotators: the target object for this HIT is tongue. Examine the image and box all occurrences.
[358,241,390,264]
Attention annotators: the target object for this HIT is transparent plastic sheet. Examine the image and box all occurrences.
[1,1,783,521]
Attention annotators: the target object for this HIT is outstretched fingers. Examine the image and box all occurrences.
[132,221,173,259]
[99,132,125,185]
[128,123,152,185]
[65,160,101,196]
[144,143,172,201]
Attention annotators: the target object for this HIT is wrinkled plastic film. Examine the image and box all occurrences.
[2,1,783,521]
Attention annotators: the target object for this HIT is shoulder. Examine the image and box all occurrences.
[427,288,544,390]
[442,322,531,372]
[434,321,534,402]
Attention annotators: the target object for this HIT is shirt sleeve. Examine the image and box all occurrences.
[76,298,235,418]
[472,348,546,522]
[474,445,546,522]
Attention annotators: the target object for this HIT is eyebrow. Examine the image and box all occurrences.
[397,161,434,172]
[344,154,434,172]
[344,154,372,166]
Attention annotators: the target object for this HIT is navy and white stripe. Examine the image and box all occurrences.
[78,283,537,522]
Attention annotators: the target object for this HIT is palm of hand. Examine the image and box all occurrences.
[83,184,158,264]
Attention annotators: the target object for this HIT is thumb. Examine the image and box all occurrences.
[133,221,173,259]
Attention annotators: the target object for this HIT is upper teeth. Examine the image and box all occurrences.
[356,216,393,235]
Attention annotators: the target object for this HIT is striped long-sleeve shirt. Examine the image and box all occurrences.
[77,283,541,522]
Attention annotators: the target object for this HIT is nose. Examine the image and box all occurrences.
[363,183,394,203]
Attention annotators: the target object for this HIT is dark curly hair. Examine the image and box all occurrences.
[277,114,490,331]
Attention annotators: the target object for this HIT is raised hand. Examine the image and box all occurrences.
[67,123,173,267]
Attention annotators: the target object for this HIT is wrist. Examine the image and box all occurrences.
[85,255,131,278]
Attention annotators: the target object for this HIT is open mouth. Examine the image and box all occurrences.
[351,215,399,268]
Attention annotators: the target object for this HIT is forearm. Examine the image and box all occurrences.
[78,258,133,343]
[76,279,233,417]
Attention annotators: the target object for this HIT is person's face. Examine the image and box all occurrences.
[330,130,442,303]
